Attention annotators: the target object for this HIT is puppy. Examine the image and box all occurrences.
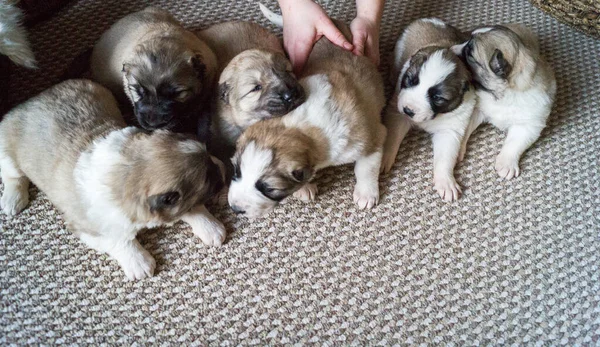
[226,5,386,219]
[90,7,217,136]
[381,18,475,202]
[0,80,226,280]
[452,24,556,179]
[0,0,36,68]
[196,22,305,157]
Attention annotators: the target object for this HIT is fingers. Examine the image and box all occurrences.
[287,38,314,75]
[320,20,353,52]
[352,32,367,57]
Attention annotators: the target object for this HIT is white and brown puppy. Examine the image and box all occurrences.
[196,21,305,156]
[0,80,226,280]
[381,18,475,202]
[227,6,386,218]
[90,7,217,136]
[452,24,556,179]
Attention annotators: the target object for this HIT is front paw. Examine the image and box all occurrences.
[353,184,379,209]
[194,220,226,246]
[119,248,156,281]
[293,183,318,202]
[1,186,29,216]
[433,176,462,202]
[495,155,520,180]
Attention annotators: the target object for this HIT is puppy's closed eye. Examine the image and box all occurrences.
[149,191,181,211]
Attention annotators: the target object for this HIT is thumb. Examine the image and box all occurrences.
[320,20,353,51]
[352,32,367,56]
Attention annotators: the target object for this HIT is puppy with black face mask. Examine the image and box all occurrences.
[382,18,475,202]
[90,7,217,137]
[452,24,556,179]
[196,21,305,159]
[0,80,225,280]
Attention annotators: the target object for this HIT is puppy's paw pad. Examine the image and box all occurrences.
[121,250,156,281]
[293,183,318,202]
[1,190,29,216]
[495,156,520,180]
[195,223,226,247]
[353,185,379,209]
[434,177,462,202]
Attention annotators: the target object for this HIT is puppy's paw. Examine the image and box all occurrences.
[433,176,462,202]
[353,184,379,209]
[495,155,520,180]
[211,186,229,206]
[293,183,318,202]
[194,220,226,247]
[119,248,156,281]
[380,151,396,174]
[1,185,29,216]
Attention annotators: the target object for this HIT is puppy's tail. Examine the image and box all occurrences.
[258,3,283,28]
[0,2,37,68]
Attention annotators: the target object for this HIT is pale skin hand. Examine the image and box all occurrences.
[351,0,385,66]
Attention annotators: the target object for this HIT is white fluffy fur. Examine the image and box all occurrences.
[0,1,36,68]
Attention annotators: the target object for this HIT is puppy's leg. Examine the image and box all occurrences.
[353,150,382,209]
[180,204,226,246]
[79,233,156,280]
[293,183,318,202]
[458,110,484,162]
[495,125,543,180]
[0,157,30,215]
[432,131,462,202]
[381,105,412,173]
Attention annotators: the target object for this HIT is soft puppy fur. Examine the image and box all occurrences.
[382,18,475,202]
[227,6,386,219]
[0,80,226,280]
[196,21,305,157]
[452,24,556,179]
[90,7,217,135]
[0,0,36,68]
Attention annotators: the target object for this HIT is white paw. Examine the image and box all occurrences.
[194,221,226,247]
[380,150,396,174]
[433,176,462,202]
[118,247,156,281]
[353,184,379,209]
[495,155,520,180]
[1,186,29,216]
[293,183,318,202]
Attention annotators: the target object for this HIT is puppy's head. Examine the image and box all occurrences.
[396,47,471,122]
[122,39,210,131]
[451,26,537,95]
[114,130,224,224]
[227,123,316,219]
[218,49,305,128]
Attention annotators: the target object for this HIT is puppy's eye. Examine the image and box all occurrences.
[149,191,181,211]
[175,90,190,102]
[431,95,447,105]
[401,74,418,88]
[255,180,284,201]
[251,85,262,92]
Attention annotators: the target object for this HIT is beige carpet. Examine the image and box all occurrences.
[1,0,599,344]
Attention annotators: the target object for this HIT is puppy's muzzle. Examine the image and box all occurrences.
[267,86,305,115]
[136,108,175,130]
[230,205,245,215]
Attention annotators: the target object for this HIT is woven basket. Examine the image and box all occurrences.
[529,0,599,38]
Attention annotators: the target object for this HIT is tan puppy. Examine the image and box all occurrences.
[227,6,386,218]
[0,80,226,280]
[196,22,305,155]
[452,24,556,179]
[90,7,217,135]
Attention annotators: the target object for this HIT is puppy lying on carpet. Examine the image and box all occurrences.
[382,18,476,202]
[226,5,386,218]
[452,24,556,179]
[90,7,217,137]
[0,80,226,280]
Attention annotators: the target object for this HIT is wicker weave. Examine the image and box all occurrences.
[529,0,599,37]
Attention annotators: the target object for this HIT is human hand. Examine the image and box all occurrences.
[279,0,353,74]
[350,15,381,66]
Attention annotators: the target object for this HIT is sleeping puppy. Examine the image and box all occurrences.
[381,18,475,202]
[196,22,305,157]
[90,7,217,136]
[452,24,556,179]
[0,80,226,280]
[227,5,386,219]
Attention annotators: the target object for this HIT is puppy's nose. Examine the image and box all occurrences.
[403,107,415,118]
[231,205,245,215]
[280,90,293,104]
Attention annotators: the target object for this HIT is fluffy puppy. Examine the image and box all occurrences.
[227,6,386,219]
[452,24,556,179]
[0,0,36,68]
[90,7,217,135]
[381,18,475,202]
[0,80,226,280]
[196,22,305,156]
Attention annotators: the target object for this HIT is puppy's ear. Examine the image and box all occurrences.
[489,49,511,79]
[451,42,467,56]
[148,191,181,212]
[190,54,206,79]
[291,167,312,183]
[218,82,230,104]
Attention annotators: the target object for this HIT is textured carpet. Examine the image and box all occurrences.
[1,0,599,345]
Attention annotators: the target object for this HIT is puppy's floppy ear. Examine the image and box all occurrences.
[451,42,467,56]
[291,167,312,183]
[218,82,230,104]
[190,54,206,79]
[489,49,511,79]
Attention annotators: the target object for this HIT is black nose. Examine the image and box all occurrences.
[231,205,245,215]
[403,107,415,118]
[137,111,172,129]
[280,90,294,104]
